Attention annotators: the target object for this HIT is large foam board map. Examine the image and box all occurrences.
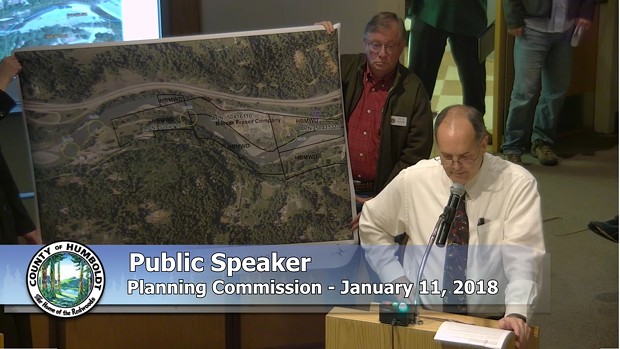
[16,25,354,245]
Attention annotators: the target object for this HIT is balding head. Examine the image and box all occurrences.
[434,105,486,143]
[434,105,488,184]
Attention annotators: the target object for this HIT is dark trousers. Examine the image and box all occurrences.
[408,20,486,116]
[0,307,33,348]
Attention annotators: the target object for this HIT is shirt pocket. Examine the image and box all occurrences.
[469,220,505,286]
[474,220,504,246]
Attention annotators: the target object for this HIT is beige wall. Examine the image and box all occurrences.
[594,0,619,134]
[200,0,404,54]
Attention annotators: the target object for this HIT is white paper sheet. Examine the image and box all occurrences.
[434,321,514,349]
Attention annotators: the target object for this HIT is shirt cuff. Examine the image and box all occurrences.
[505,313,527,323]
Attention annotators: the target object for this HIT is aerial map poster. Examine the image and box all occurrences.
[15,25,355,245]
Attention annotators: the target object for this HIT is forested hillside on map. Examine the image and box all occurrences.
[19,31,340,103]
[16,26,354,245]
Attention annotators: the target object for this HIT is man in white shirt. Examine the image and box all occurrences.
[359,105,545,348]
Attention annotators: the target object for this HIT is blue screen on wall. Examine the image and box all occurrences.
[1,0,163,113]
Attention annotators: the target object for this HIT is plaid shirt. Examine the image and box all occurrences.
[347,66,395,181]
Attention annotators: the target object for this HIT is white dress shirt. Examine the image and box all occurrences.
[359,153,546,319]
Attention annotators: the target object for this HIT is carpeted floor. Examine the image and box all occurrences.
[519,131,618,348]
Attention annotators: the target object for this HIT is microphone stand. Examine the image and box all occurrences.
[410,206,453,324]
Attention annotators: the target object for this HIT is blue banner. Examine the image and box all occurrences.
[1,242,549,317]
[2,243,371,308]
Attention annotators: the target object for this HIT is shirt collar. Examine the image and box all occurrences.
[364,63,396,87]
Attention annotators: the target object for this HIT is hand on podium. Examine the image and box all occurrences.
[498,315,530,348]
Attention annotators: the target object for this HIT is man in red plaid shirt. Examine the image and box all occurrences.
[321,12,433,228]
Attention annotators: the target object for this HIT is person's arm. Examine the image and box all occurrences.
[0,55,21,92]
[0,56,21,118]
[575,18,592,31]
[21,229,43,244]
[0,151,39,243]
[498,315,530,349]
[501,176,545,319]
[577,0,596,22]
[574,0,595,33]
[359,173,410,283]
[502,0,526,32]
[316,21,335,34]
[384,74,433,185]
[0,58,41,244]
[0,89,15,120]
[499,176,545,347]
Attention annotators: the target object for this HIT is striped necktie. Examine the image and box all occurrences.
[442,195,469,314]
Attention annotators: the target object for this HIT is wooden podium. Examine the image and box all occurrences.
[326,307,539,349]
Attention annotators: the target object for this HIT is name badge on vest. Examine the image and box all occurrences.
[390,116,407,127]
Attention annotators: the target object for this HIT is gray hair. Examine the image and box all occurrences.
[364,12,406,43]
[434,105,487,142]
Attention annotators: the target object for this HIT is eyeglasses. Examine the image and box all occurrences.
[436,153,481,167]
[365,40,399,54]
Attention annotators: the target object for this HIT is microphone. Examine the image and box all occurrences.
[410,184,464,324]
[435,183,465,247]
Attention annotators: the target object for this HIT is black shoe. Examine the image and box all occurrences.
[606,215,619,226]
[588,218,619,243]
